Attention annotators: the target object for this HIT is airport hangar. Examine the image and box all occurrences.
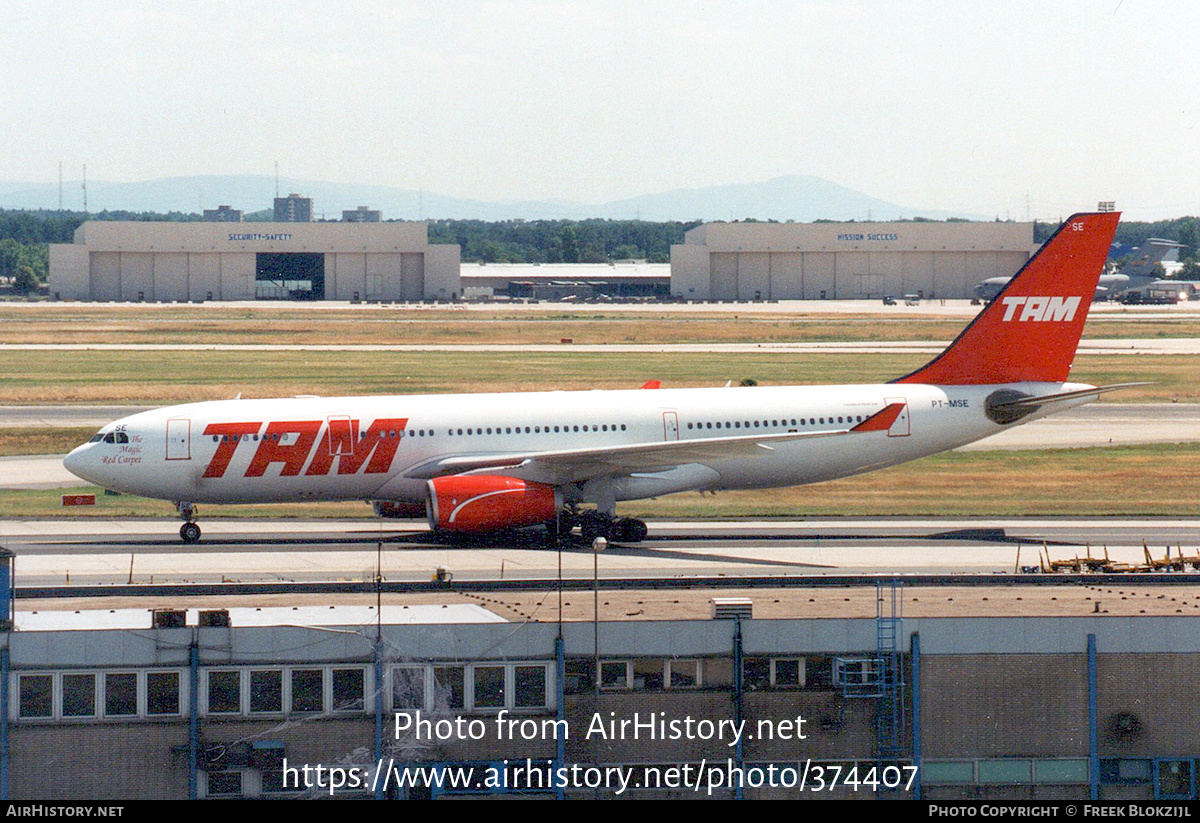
[47,221,462,303]
[48,219,1036,303]
[670,220,1035,301]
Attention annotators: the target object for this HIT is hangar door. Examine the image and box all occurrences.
[255,253,325,300]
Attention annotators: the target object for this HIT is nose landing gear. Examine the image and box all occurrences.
[176,502,201,544]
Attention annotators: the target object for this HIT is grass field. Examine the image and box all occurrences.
[8,443,1200,520]
[0,349,1192,403]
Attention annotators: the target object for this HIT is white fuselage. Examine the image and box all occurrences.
[63,381,1092,509]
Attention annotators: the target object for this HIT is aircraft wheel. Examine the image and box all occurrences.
[580,519,604,544]
[580,514,616,544]
[616,518,648,543]
[180,522,201,544]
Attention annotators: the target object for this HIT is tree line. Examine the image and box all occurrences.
[426,219,701,264]
[1035,215,1200,262]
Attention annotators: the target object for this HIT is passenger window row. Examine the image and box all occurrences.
[686,415,865,431]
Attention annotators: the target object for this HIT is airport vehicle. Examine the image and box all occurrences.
[65,212,1129,544]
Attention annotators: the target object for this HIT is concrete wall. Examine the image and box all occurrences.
[921,654,1090,759]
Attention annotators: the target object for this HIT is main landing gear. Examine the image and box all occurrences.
[559,509,648,544]
[177,502,201,544]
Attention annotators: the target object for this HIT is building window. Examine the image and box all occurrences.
[743,657,805,690]
[514,666,547,709]
[703,657,733,687]
[600,661,630,690]
[806,656,834,689]
[249,670,282,714]
[18,675,52,719]
[772,658,804,687]
[207,670,241,714]
[332,668,365,712]
[105,672,138,717]
[62,673,97,718]
[1100,758,1153,784]
[743,657,771,691]
[1157,760,1193,798]
[978,759,1032,785]
[392,667,425,711]
[433,666,465,710]
[473,666,505,709]
[290,669,324,713]
[667,659,700,688]
[632,659,663,690]
[205,770,244,798]
[146,671,181,716]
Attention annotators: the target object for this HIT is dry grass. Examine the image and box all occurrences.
[1,304,1197,345]
[1,349,1195,403]
[0,427,95,456]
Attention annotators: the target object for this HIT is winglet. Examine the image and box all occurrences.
[852,402,906,433]
[894,211,1120,385]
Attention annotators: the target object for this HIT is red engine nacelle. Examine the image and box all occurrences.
[426,475,561,533]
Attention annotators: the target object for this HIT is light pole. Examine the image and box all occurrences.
[592,534,606,798]
[592,535,607,707]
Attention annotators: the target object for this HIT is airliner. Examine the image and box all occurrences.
[65,212,1129,544]
[973,235,1180,302]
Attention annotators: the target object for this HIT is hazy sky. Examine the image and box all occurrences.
[3,0,1196,220]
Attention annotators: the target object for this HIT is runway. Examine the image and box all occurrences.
[2,517,1197,587]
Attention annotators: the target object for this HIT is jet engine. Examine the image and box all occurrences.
[426,475,561,533]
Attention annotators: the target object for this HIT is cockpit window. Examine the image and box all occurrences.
[103,433,115,444]
[89,434,103,443]
[115,432,129,443]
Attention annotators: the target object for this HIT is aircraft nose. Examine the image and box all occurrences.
[63,444,97,484]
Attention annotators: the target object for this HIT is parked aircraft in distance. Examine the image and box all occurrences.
[66,212,1131,544]
[973,236,1182,302]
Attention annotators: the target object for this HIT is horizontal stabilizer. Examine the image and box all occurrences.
[988,382,1153,411]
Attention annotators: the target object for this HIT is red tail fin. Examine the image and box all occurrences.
[894,211,1119,385]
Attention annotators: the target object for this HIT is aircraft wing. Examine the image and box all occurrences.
[402,403,906,485]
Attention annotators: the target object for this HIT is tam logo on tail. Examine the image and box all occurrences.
[893,211,1120,385]
[1000,296,1081,323]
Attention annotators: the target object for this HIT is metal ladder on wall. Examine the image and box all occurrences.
[875,577,906,797]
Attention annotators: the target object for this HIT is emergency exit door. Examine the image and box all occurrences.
[166,418,191,460]
[883,397,910,437]
[663,411,679,440]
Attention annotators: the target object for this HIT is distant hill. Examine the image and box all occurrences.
[0,174,984,222]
